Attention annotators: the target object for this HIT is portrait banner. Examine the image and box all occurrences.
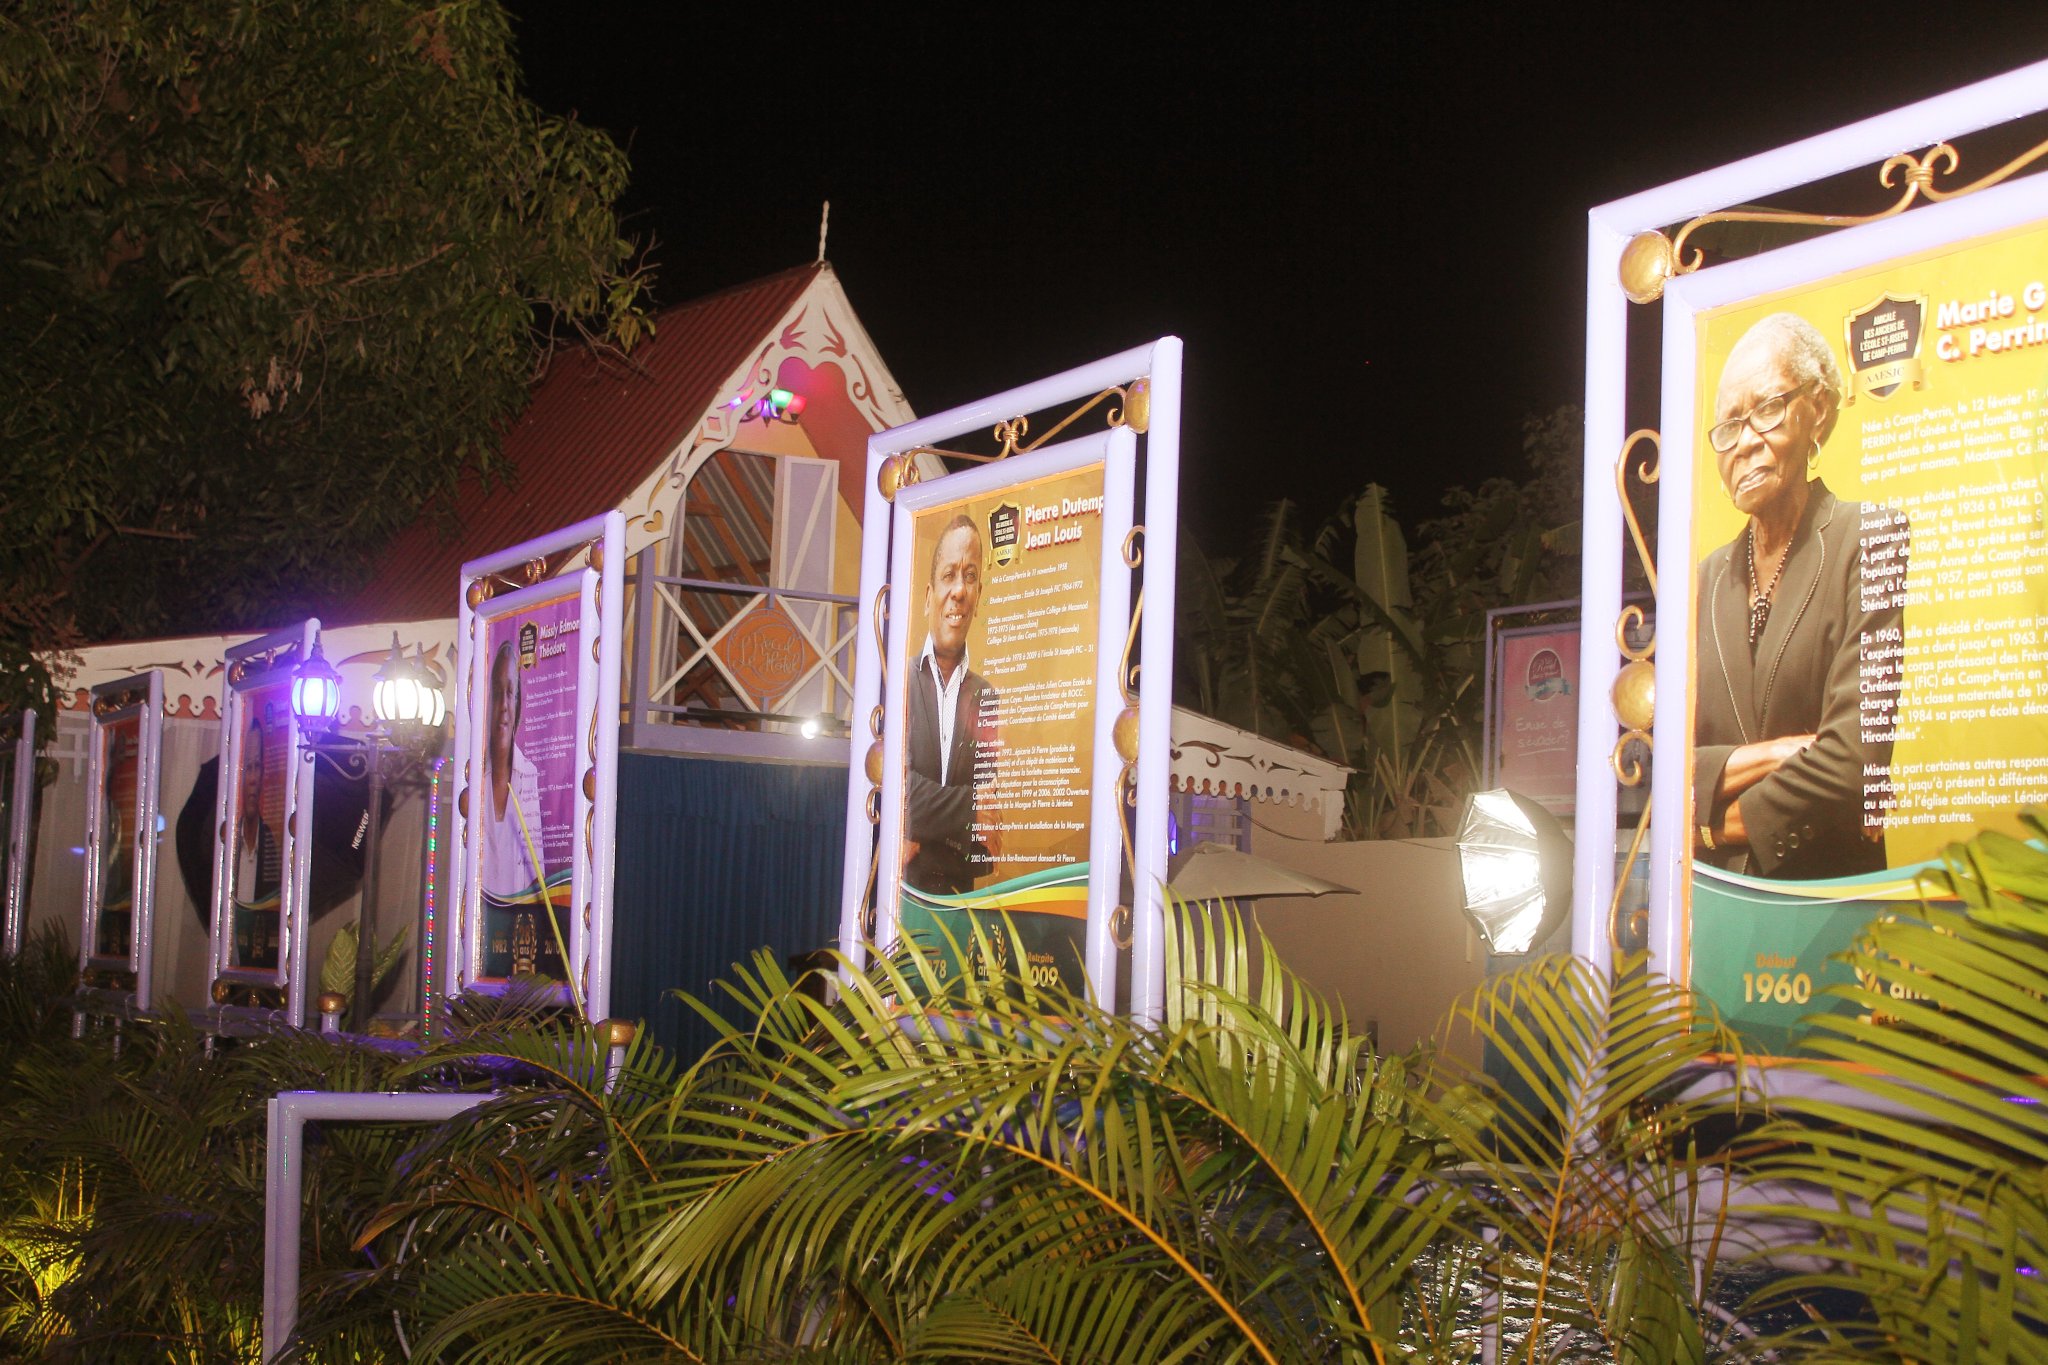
[879,430,1137,999]
[1487,622,1582,817]
[210,622,319,1027]
[81,673,164,1011]
[1,708,35,959]
[1676,196,2048,1056]
[454,511,624,1019]
[226,681,292,973]
[472,587,582,989]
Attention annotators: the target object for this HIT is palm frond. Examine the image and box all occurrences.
[1744,812,2048,1363]
[1421,954,1755,1361]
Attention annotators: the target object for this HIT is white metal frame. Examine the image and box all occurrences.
[262,1090,489,1360]
[79,673,165,1011]
[1,707,36,957]
[453,511,624,1020]
[1576,59,2048,981]
[210,622,320,1029]
[840,338,1183,1019]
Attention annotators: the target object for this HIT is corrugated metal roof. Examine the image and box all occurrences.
[337,263,824,626]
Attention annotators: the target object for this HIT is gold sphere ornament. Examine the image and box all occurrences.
[465,579,488,609]
[211,978,234,1005]
[316,991,348,1016]
[1124,378,1152,433]
[600,1018,637,1047]
[865,740,885,786]
[1612,659,1656,733]
[877,454,903,502]
[1618,230,1677,305]
[1111,706,1141,763]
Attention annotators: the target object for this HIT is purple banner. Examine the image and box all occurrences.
[478,590,581,982]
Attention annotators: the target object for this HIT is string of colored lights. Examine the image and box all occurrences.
[420,756,447,1037]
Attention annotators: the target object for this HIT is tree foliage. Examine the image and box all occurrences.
[0,0,650,712]
[1178,407,1584,836]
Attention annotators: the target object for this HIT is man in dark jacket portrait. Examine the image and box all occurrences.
[904,512,999,895]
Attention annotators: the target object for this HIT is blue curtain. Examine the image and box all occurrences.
[611,753,848,1062]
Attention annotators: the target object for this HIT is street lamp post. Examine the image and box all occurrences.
[293,633,446,1033]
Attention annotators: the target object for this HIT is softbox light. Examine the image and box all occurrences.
[1454,788,1573,955]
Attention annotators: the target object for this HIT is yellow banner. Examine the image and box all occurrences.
[1692,218,2048,873]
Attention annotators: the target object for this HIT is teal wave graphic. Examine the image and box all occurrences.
[1695,839,2048,906]
[482,865,573,909]
[901,861,1091,913]
[1695,838,2048,902]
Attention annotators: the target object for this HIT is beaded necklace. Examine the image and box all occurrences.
[1746,523,1789,646]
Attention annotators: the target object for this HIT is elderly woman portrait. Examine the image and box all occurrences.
[1693,312,1907,880]
[481,640,544,902]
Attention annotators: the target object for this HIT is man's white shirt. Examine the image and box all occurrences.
[918,633,970,784]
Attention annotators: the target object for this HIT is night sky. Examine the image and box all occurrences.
[504,3,2048,550]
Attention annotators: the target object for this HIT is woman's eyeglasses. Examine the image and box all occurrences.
[1708,379,1820,454]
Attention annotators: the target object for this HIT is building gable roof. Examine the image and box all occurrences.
[340,263,826,625]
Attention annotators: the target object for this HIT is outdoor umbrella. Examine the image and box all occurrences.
[174,755,385,929]
[1165,842,1355,901]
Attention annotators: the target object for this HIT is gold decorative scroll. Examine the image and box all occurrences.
[1920,134,2048,200]
[1670,145,1960,274]
[994,385,1135,460]
[1119,527,1146,708]
[1609,801,1651,956]
[865,584,890,826]
[1616,430,1661,599]
[92,688,145,716]
[1616,607,1652,664]
[870,584,889,703]
[1624,135,2048,302]
[226,638,304,685]
[1610,429,1660,804]
[1611,728,1651,786]
[469,538,602,600]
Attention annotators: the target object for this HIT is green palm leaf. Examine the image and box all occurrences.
[1745,812,2048,1363]
[1420,954,1754,1362]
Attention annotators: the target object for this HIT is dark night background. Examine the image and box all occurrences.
[503,3,2048,547]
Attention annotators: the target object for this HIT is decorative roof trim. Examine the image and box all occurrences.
[52,619,457,732]
[618,266,915,559]
[1169,705,1353,840]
